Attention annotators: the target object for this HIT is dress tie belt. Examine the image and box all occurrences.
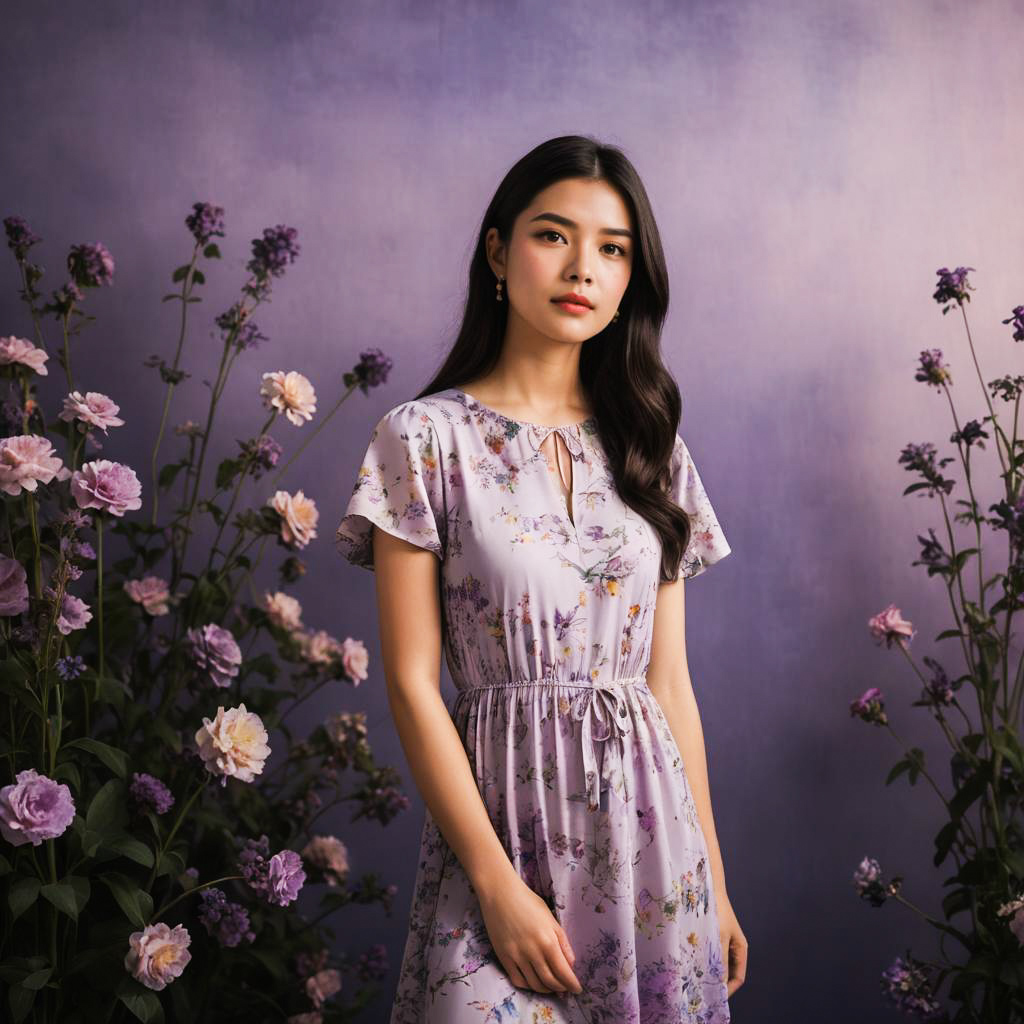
[452,675,649,814]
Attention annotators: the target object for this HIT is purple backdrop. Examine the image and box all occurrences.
[3,0,1023,1018]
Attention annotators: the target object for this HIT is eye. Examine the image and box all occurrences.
[537,229,565,243]
[602,243,628,257]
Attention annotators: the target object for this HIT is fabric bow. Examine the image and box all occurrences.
[527,423,586,461]
[572,682,635,813]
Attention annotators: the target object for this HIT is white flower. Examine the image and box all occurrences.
[194,704,271,785]
[260,370,316,426]
[267,489,319,549]
[264,590,303,631]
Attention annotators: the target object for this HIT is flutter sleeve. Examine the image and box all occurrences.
[335,401,446,571]
[668,433,732,580]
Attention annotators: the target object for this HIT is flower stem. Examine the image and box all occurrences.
[96,515,105,678]
[152,874,244,921]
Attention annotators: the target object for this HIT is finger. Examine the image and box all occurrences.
[502,957,528,990]
[554,932,582,993]
[518,959,552,994]
[556,927,576,967]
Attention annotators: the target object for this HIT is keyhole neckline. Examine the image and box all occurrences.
[449,386,597,431]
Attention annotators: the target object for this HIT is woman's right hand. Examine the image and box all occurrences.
[478,878,583,996]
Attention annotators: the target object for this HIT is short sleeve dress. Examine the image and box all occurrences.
[335,387,733,1024]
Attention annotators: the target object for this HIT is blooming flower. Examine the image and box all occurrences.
[305,968,342,1009]
[868,604,915,649]
[264,590,303,631]
[195,704,271,785]
[238,433,281,476]
[1003,305,1024,344]
[197,887,256,947]
[0,769,76,846]
[340,636,369,683]
[267,489,319,549]
[0,335,49,375]
[997,893,1024,944]
[59,390,125,433]
[851,855,888,906]
[247,224,300,280]
[302,835,350,887]
[260,370,317,426]
[124,922,191,991]
[70,459,142,516]
[849,686,888,726]
[238,834,306,906]
[880,954,945,1019]
[914,348,952,389]
[55,592,92,635]
[56,655,85,680]
[185,201,226,247]
[0,554,29,616]
[124,575,171,616]
[3,215,42,261]
[129,772,175,815]
[0,435,67,496]
[932,265,975,310]
[353,346,393,390]
[67,242,115,289]
[298,628,343,666]
[187,623,242,688]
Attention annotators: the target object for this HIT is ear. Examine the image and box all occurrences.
[484,226,507,278]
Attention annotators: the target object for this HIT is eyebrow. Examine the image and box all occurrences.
[529,211,633,241]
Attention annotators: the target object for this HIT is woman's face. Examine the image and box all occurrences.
[489,176,634,343]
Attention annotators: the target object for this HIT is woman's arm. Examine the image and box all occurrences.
[645,576,729,902]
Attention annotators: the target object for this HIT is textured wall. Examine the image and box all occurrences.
[2,0,1022,1018]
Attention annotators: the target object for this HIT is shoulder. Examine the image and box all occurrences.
[372,390,468,442]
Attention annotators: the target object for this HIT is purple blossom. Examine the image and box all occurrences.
[59,507,91,531]
[197,887,256,947]
[49,280,85,314]
[851,855,889,907]
[933,266,975,311]
[243,225,300,300]
[914,348,952,388]
[849,687,887,725]
[238,835,306,907]
[951,418,987,448]
[0,554,29,616]
[185,202,225,247]
[880,955,948,1020]
[1003,304,1024,343]
[129,772,175,815]
[56,655,86,680]
[186,623,242,688]
[922,655,954,705]
[898,441,954,497]
[67,242,115,288]
[70,459,143,517]
[237,434,281,478]
[215,303,268,351]
[3,215,42,261]
[912,527,949,575]
[0,768,76,846]
[353,347,393,391]
[52,591,92,635]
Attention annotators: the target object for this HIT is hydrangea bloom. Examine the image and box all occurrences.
[123,575,171,616]
[59,390,125,433]
[187,623,242,688]
[129,772,175,815]
[267,489,319,549]
[124,922,191,991]
[0,769,76,846]
[195,704,271,785]
[70,459,142,517]
[0,435,67,496]
[260,370,317,426]
[0,554,29,616]
[0,335,49,375]
[353,346,393,390]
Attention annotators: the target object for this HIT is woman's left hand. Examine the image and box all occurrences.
[716,890,748,997]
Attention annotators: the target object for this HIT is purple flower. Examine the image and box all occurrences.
[922,655,954,705]
[54,591,92,635]
[951,418,987,448]
[248,225,300,279]
[1003,305,1024,343]
[0,768,76,846]
[849,687,887,725]
[70,459,143,517]
[185,202,225,247]
[197,887,256,947]
[187,623,242,688]
[851,855,888,906]
[880,955,948,1020]
[67,242,115,288]
[353,347,393,391]
[129,772,175,815]
[933,265,975,312]
[56,655,86,680]
[914,348,952,388]
[3,215,42,261]
[238,835,306,906]
[897,441,954,497]
[238,434,281,478]
[216,304,268,351]
[0,554,29,616]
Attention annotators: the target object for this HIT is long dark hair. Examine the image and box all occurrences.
[415,134,691,583]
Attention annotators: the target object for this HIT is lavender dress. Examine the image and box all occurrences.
[335,387,733,1023]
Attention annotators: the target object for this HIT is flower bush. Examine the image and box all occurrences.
[0,207,402,1022]
[850,267,1024,1022]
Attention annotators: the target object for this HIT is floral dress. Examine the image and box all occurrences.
[335,387,733,1023]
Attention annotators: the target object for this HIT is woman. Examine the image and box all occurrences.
[336,134,747,1022]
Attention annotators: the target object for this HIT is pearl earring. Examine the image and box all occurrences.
[495,276,504,302]
[612,308,620,322]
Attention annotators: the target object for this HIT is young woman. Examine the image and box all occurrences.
[336,135,747,1023]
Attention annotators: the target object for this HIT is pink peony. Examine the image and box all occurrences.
[0,435,67,496]
[0,554,29,616]
[301,835,350,887]
[339,636,368,684]
[195,704,271,785]
[187,623,242,688]
[305,968,342,1009]
[868,604,916,649]
[59,390,125,434]
[0,335,49,375]
[70,459,142,517]
[263,590,303,631]
[56,592,92,635]
[0,769,76,846]
[299,628,343,666]
[124,575,171,616]
[260,370,317,426]
[267,489,318,549]
[124,922,191,991]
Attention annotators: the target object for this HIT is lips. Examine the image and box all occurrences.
[552,293,593,308]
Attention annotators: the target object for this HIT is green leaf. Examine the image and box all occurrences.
[158,460,186,490]
[21,967,53,991]
[215,458,240,490]
[86,778,128,837]
[9,985,35,1024]
[203,243,221,259]
[100,872,154,928]
[171,265,190,283]
[103,833,154,868]
[65,737,129,779]
[155,848,186,878]
[0,853,11,875]
[119,987,164,1023]
[192,269,205,285]
[9,877,41,920]
[40,875,90,922]
[53,760,82,794]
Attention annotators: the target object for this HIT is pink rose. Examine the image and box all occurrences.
[0,554,29,616]
[301,835,350,887]
[0,435,67,496]
[0,769,75,846]
[124,575,171,616]
[124,922,191,991]
[71,459,142,517]
[59,390,125,434]
[0,335,49,375]
[340,637,368,684]
[867,603,915,649]
[305,968,342,1009]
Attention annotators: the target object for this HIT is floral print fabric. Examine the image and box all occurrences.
[336,387,733,1023]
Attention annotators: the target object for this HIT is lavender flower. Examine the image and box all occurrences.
[197,887,256,947]
[185,202,225,247]
[914,348,952,388]
[932,266,975,311]
[3,215,42,261]
[238,834,306,906]
[851,855,887,906]
[129,772,175,815]
[0,769,76,846]
[238,434,281,478]
[950,418,986,449]
[0,554,29,616]
[70,459,143,517]
[248,225,300,279]
[897,441,954,497]
[67,242,115,289]
[1003,304,1024,343]
[353,347,393,390]
[187,623,242,688]
[216,303,268,351]
[849,687,887,726]
[54,591,92,635]
[880,954,948,1020]
[56,655,86,680]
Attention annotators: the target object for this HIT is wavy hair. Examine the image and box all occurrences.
[415,134,691,583]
